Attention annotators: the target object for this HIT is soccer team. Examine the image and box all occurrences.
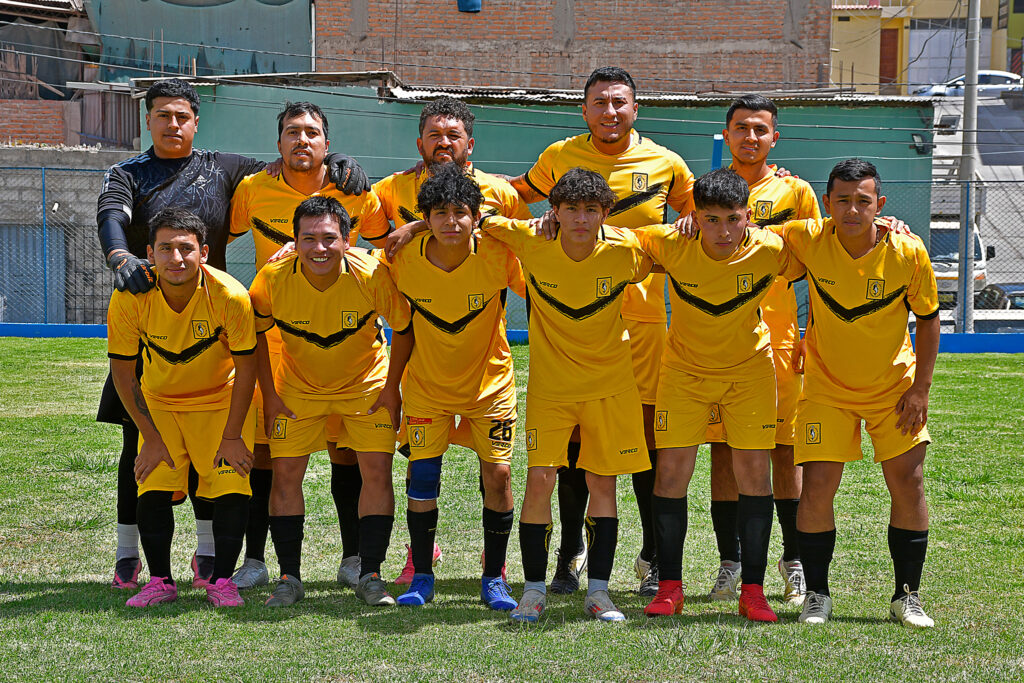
[96,67,940,628]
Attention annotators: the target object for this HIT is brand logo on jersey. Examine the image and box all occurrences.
[655,411,668,432]
[191,320,211,339]
[753,200,773,222]
[409,425,425,447]
[526,429,537,451]
[866,278,885,300]
[708,403,722,425]
[737,274,753,294]
[270,218,288,224]
[342,311,358,329]
[631,173,649,192]
[272,417,287,440]
[806,422,821,444]
[407,417,433,425]
[468,293,484,311]
[596,277,612,297]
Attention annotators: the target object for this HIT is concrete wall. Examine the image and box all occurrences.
[315,0,832,91]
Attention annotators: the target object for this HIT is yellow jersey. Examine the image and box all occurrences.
[229,171,390,266]
[524,131,694,324]
[636,225,800,381]
[248,249,412,401]
[107,265,257,411]
[781,218,939,408]
[384,232,523,410]
[741,166,822,349]
[482,216,652,402]
[372,163,532,228]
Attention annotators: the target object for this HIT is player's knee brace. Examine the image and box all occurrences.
[406,456,443,502]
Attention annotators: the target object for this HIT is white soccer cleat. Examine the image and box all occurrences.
[778,558,806,605]
[890,585,935,628]
[708,560,741,601]
[798,591,833,624]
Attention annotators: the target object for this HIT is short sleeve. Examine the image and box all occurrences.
[371,176,397,225]
[777,239,806,282]
[632,224,674,266]
[667,157,695,215]
[369,256,413,333]
[107,290,142,359]
[797,182,822,222]
[223,287,257,355]
[906,240,940,319]
[479,215,533,254]
[354,189,391,242]
[778,218,814,262]
[248,267,276,334]
[505,248,527,299]
[228,176,256,241]
[523,140,565,199]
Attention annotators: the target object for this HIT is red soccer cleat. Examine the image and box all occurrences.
[644,580,685,617]
[739,583,778,623]
[394,542,443,585]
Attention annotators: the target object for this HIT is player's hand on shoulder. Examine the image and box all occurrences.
[328,153,371,195]
[774,166,797,179]
[401,160,426,177]
[267,241,296,263]
[673,212,699,239]
[384,221,425,260]
[264,158,283,178]
[875,216,914,237]
[895,383,929,435]
[217,437,254,477]
[108,249,156,294]
[531,209,559,240]
[135,438,174,484]
[368,384,402,434]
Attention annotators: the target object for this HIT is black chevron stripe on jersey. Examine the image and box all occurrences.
[399,206,422,225]
[756,208,797,227]
[252,217,292,246]
[610,183,663,217]
[528,273,630,321]
[669,273,774,317]
[408,295,496,335]
[810,275,907,323]
[145,327,224,365]
[274,311,376,349]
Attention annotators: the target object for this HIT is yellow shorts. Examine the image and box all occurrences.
[625,319,666,405]
[404,393,517,465]
[254,327,284,446]
[525,387,649,476]
[138,406,256,498]
[794,399,931,464]
[656,366,777,451]
[268,393,397,458]
[703,348,799,447]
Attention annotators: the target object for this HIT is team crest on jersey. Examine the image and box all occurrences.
[753,200,773,222]
[526,429,537,451]
[806,422,821,445]
[410,425,425,448]
[737,274,753,294]
[708,403,722,425]
[631,173,649,192]
[866,278,885,300]
[272,417,287,440]
[655,411,668,432]
[191,320,211,339]
[596,277,612,297]
[342,311,358,329]
[468,293,484,311]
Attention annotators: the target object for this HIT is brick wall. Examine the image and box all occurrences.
[315,0,832,91]
[0,101,68,145]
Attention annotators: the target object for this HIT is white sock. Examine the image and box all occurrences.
[587,578,609,595]
[524,580,546,594]
[116,523,140,561]
[196,519,215,557]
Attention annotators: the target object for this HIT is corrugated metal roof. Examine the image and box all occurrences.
[0,0,84,16]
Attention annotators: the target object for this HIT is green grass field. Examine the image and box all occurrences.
[1,338,1022,681]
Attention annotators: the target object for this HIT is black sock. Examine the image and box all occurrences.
[519,521,552,584]
[632,448,657,561]
[188,464,215,524]
[117,422,139,525]
[212,493,249,581]
[137,490,175,580]
[557,442,588,557]
[889,526,928,601]
[479,474,486,503]
[798,528,836,596]
[408,508,439,575]
[653,495,687,582]
[269,514,304,580]
[710,500,740,563]
[737,494,774,586]
[482,507,514,578]
[774,498,800,562]
[358,514,394,578]
[245,468,272,562]
[584,516,618,583]
[331,463,362,558]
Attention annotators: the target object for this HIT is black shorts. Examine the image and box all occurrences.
[96,353,142,425]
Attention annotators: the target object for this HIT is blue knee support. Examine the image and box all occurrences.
[407,456,443,501]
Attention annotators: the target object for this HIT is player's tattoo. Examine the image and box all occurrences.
[130,379,158,431]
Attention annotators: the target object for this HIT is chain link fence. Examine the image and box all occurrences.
[2,167,1022,332]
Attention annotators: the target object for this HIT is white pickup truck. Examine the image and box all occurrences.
[929,222,995,309]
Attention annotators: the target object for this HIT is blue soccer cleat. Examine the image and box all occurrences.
[396,573,435,606]
[481,576,518,611]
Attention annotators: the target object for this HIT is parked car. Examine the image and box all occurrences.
[974,282,1024,310]
[929,222,994,308]
[913,70,1023,97]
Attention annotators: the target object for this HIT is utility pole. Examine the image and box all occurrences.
[957,0,981,333]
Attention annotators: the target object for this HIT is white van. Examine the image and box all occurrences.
[929,222,995,308]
